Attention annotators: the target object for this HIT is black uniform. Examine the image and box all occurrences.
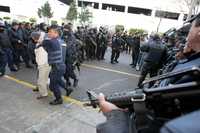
[138,38,167,88]
[96,31,107,60]
[8,27,31,68]
[111,34,123,64]
[131,36,140,67]
[0,28,17,76]
[64,31,78,88]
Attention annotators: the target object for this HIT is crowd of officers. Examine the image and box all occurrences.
[0,19,190,105]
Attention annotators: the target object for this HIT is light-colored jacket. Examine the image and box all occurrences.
[34,32,48,67]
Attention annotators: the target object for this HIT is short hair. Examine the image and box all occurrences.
[31,32,40,40]
[48,25,59,32]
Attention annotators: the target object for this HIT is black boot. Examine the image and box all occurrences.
[0,71,5,77]
[32,86,39,92]
[49,98,63,105]
[110,61,115,64]
[73,79,78,87]
[26,64,33,68]
[66,88,73,96]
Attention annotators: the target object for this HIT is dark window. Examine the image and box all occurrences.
[102,3,125,12]
[78,1,99,9]
[0,6,10,13]
[128,7,152,16]
[59,0,73,5]
[93,3,99,9]
[155,10,180,20]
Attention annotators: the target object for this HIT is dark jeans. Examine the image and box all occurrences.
[49,63,66,100]
[111,48,120,62]
[96,46,107,60]
[0,48,15,74]
[13,47,30,66]
[64,64,77,87]
[131,50,139,67]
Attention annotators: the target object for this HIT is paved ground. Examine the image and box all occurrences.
[0,48,140,133]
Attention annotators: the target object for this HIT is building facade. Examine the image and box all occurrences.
[0,0,198,32]
[71,0,193,32]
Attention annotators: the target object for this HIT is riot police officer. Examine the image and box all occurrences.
[110,32,124,64]
[96,27,108,60]
[63,24,79,90]
[137,34,167,88]
[0,21,17,76]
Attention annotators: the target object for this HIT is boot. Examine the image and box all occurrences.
[49,98,63,105]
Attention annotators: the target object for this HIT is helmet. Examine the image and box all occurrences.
[0,21,5,28]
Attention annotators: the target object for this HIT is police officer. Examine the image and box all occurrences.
[137,34,167,88]
[8,22,32,69]
[63,24,78,90]
[0,21,17,76]
[41,25,68,105]
[110,32,123,64]
[130,34,140,68]
[96,27,108,60]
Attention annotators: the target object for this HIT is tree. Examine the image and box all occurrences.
[51,20,58,25]
[66,0,78,23]
[29,18,37,23]
[3,16,11,20]
[78,6,93,26]
[37,1,53,24]
[115,25,124,33]
[129,28,147,36]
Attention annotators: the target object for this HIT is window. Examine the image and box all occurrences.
[0,6,10,13]
[59,0,73,5]
[128,7,152,16]
[78,1,99,9]
[155,10,180,20]
[102,3,125,12]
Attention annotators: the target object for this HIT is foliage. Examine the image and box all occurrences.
[37,1,53,19]
[3,16,11,20]
[129,28,148,36]
[66,0,78,22]
[115,25,124,33]
[29,18,37,23]
[78,6,93,25]
[51,20,58,25]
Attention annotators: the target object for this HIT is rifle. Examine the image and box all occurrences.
[84,66,200,133]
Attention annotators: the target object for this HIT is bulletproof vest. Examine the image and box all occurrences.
[0,31,12,48]
[46,39,63,65]
[143,40,166,63]
[112,36,122,47]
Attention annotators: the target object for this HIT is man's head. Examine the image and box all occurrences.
[187,13,200,52]
[47,25,59,39]
[12,22,19,30]
[31,32,40,43]
[0,21,5,32]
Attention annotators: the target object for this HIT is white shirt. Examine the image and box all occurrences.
[34,32,48,66]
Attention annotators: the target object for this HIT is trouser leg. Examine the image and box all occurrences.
[37,65,50,96]
[114,49,120,61]
[138,63,149,88]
